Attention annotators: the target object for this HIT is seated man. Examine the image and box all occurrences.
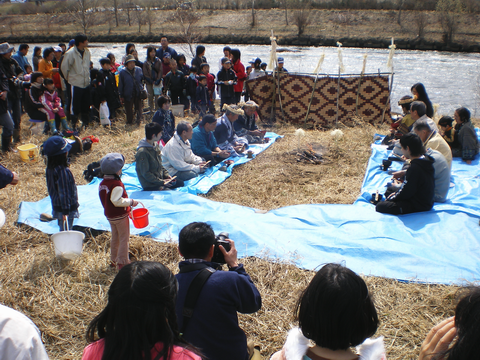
[214,104,247,155]
[175,222,262,360]
[376,133,434,215]
[452,107,479,165]
[135,122,184,191]
[414,120,452,168]
[410,100,438,133]
[162,121,207,181]
[235,100,265,144]
[191,114,230,164]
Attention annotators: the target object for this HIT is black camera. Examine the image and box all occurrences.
[211,232,231,264]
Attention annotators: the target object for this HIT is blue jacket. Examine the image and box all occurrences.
[155,46,178,61]
[11,51,29,73]
[196,84,208,106]
[214,115,236,145]
[152,109,175,144]
[0,165,13,189]
[118,66,143,102]
[191,125,217,156]
[175,261,261,360]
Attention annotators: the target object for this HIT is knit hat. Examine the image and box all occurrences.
[100,153,125,175]
[0,43,14,55]
[200,114,217,126]
[124,55,136,64]
[43,136,72,157]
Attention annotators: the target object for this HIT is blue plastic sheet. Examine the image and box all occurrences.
[17,132,480,284]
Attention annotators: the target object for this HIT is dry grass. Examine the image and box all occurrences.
[0,112,472,359]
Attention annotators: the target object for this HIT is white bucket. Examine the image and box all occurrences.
[51,225,84,260]
[171,104,184,117]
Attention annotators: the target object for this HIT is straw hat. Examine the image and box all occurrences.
[222,104,244,115]
[243,100,259,108]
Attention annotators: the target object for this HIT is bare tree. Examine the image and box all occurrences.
[292,6,311,36]
[436,0,463,44]
[251,0,255,27]
[170,6,202,58]
[134,5,146,33]
[414,11,429,39]
[70,0,98,35]
[113,0,119,26]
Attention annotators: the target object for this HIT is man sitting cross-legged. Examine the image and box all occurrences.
[161,121,208,182]
[376,133,435,215]
[214,103,247,155]
[175,222,262,360]
[191,114,230,164]
[135,122,184,191]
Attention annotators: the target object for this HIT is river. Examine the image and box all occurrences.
[24,42,480,117]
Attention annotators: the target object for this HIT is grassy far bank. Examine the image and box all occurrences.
[0,112,478,359]
[0,8,479,51]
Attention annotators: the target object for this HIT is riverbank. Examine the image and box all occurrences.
[1,9,480,52]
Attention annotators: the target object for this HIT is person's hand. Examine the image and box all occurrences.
[10,171,19,185]
[466,160,472,165]
[131,200,138,207]
[219,239,238,268]
[52,68,59,73]
[218,150,230,159]
[53,108,59,113]
[227,80,233,85]
[418,317,456,360]
[392,170,406,181]
[250,130,262,137]
[0,91,7,101]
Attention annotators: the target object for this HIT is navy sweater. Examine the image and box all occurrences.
[175,261,262,360]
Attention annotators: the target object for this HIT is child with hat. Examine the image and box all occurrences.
[98,153,138,270]
[43,136,79,231]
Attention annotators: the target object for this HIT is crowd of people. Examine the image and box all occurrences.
[0,35,285,152]
[375,82,478,216]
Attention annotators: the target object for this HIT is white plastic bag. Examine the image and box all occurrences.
[153,84,163,96]
[99,102,110,126]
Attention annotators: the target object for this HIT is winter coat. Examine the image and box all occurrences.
[11,51,29,73]
[0,66,9,114]
[41,90,61,113]
[232,60,247,93]
[96,68,121,111]
[135,139,171,190]
[143,57,162,85]
[118,66,144,102]
[186,75,198,98]
[38,59,55,79]
[156,46,178,61]
[191,55,206,70]
[234,113,259,132]
[161,133,203,176]
[426,149,450,203]
[214,114,238,145]
[0,56,26,100]
[164,70,186,93]
[25,83,44,115]
[216,68,237,99]
[196,84,209,107]
[454,120,479,161]
[0,164,13,189]
[191,125,218,157]
[152,108,175,144]
[60,46,91,88]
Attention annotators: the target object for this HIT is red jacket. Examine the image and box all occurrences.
[99,177,131,220]
[232,60,246,93]
[205,73,216,100]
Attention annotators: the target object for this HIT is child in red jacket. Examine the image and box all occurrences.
[99,153,138,270]
[199,63,216,114]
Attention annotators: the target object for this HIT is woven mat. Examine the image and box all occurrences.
[246,74,391,127]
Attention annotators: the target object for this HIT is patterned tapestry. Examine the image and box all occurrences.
[245,74,391,128]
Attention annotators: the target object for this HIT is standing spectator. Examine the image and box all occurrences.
[0,61,14,152]
[218,46,231,71]
[60,34,92,130]
[32,46,42,71]
[97,58,121,121]
[216,57,237,109]
[275,57,288,73]
[122,43,135,64]
[131,49,143,69]
[156,36,178,61]
[118,55,144,125]
[200,63,216,114]
[106,53,119,74]
[248,58,264,80]
[38,47,59,80]
[161,53,172,78]
[230,49,246,104]
[58,43,66,53]
[177,54,190,76]
[191,45,206,70]
[185,66,198,113]
[452,107,479,164]
[0,164,18,188]
[143,46,162,111]
[12,44,30,73]
[52,46,64,103]
[152,95,175,145]
[164,59,186,106]
[196,75,209,119]
[0,42,28,143]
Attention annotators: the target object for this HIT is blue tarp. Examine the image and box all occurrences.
[17,132,480,284]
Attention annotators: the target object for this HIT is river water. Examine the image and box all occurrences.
[27,42,480,116]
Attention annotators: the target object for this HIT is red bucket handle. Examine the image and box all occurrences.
[130,201,144,219]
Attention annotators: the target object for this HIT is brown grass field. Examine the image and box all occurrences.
[0,111,476,359]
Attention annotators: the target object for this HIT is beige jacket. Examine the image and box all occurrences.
[162,133,203,176]
[60,46,91,88]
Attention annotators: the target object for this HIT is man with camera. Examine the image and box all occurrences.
[175,222,262,360]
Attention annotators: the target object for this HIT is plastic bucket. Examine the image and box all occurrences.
[51,228,84,260]
[17,144,39,163]
[171,104,184,117]
[129,204,149,229]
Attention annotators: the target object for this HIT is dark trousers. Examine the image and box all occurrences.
[234,92,242,104]
[220,95,235,110]
[202,153,225,166]
[8,96,21,130]
[376,200,414,215]
[124,96,143,124]
[170,91,186,106]
[70,85,91,127]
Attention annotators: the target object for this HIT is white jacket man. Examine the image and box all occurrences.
[162,121,207,181]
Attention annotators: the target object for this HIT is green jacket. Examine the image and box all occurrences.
[135,139,170,190]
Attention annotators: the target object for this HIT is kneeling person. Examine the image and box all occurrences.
[376,133,434,215]
[135,122,184,190]
[162,121,208,181]
[175,222,262,360]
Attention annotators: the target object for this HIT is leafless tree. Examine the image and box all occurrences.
[436,0,463,44]
[133,5,146,33]
[292,6,311,36]
[70,0,98,35]
[170,6,202,58]
[414,11,429,39]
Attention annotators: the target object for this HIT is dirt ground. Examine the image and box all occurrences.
[0,111,475,359]
[1,8,479,47]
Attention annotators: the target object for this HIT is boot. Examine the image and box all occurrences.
[1,135,12,152]
[60,117,71,131]
[48,119,58,135]
[12,129,20,143]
